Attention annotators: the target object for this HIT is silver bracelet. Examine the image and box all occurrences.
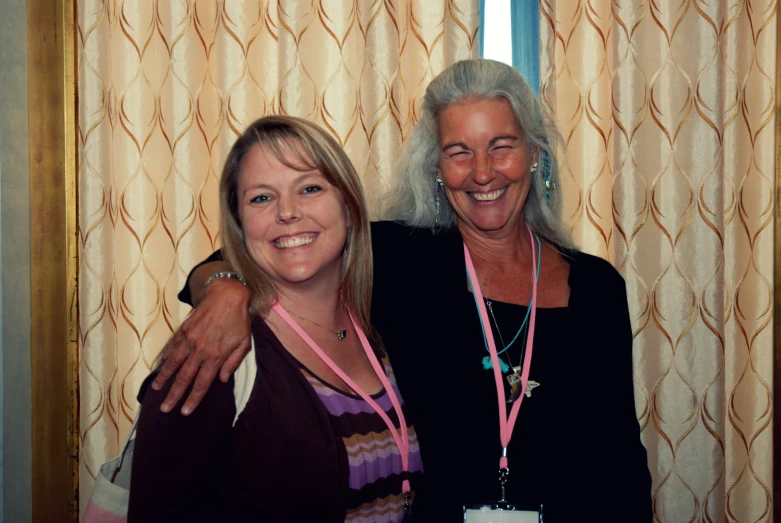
[203,271,247,288]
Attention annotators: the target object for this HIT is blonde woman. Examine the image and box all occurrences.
[128,116,423,522]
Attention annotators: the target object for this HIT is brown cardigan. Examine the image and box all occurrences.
[127,318,350,522]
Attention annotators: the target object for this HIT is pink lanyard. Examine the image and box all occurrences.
[272,303,412,496]
[463,225,538,471]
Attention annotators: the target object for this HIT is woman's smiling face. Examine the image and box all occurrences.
[437,97,536,238]
[237,142,349,293]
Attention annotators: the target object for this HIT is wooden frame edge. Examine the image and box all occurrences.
[65,0,80,517]
[774,4,781,522]
[28,0,79,520]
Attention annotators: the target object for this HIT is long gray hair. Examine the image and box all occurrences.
[380,59,574,250]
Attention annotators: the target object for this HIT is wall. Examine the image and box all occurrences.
[0,0,33,520]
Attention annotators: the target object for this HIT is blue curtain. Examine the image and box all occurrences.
[478,0,540,96]
[478,0,486,59]
[510,1,540,95]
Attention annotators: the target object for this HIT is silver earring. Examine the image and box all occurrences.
[540,150,554,206]
[435,176,444,227]
[530,162,539,174]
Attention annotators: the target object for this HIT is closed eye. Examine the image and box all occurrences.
[448,150,472,159]
[491,144,513,153]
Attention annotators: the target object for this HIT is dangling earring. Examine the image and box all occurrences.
[434,176,444,228]
[541,150,554,206]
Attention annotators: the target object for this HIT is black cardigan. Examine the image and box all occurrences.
[177,221,652,522]
[369,222,651,521]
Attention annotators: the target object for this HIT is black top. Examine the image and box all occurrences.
[370,222,651,521]
[180,221,652,522]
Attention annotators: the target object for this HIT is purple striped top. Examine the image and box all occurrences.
[302,357,424,522]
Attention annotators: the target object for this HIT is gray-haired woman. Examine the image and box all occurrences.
[155,59,652,521]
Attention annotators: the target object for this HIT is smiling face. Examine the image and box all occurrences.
[437,97,536,239]
[237,142,349,294]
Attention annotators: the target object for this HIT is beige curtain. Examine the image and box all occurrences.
[77,0,478,514]
[541,1,775,521]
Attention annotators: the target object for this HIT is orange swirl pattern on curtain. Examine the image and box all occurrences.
[77,0,478,515]
[541,1,775,521]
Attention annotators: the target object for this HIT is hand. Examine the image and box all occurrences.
[152,278,252,415]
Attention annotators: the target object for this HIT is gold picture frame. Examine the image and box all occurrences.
[28,0,79,520]
[775,5,781,518]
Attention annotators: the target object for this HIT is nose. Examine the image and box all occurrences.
[472,152,494,185]
[276,195,301,224]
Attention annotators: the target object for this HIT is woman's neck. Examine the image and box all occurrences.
[274,280,346,329]
[460,219,538,304]
[459,219,533,272]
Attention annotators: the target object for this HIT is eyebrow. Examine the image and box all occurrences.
[441,135,519,152]
[242,170,324,196]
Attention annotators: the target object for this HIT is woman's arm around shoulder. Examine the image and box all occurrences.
[152,249,252,415]
[127,366,237,522]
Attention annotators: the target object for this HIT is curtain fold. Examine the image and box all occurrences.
[77,0,478,513]
[540,1,775,520]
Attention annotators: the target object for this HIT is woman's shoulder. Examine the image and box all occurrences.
[371,220,436,240]
[371,221,457,248]
[563,248,626,292]
[370,221,444,261]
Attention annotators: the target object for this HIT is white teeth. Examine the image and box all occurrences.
[470,188,506,201]
[275,235,316,249]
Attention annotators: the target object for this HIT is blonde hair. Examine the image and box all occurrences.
[219,116,374,337]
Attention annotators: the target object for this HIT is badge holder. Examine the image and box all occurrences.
[463,503,540,523]
[463,469,542,523]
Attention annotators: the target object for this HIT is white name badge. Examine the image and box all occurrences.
[464,505,540,523]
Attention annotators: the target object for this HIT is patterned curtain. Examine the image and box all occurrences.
[540,1,775,521]
[77,0,478,513]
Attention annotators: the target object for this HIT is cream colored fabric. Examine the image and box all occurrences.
[541,1,774,520]
[77,0,478,514]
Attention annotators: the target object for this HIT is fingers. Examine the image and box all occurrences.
[151,330,188,391]
[181,362,220,415]
[159,335,175,363]
[151,282,252,413]
[160,356,200,413]
[219,343,251,383]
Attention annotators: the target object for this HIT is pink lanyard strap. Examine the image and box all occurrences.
[463,225,538,470]
[272,303,411,493]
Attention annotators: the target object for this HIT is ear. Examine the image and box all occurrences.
[345,202,352,228]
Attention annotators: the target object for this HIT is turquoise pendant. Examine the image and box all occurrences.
[482,356,510,373]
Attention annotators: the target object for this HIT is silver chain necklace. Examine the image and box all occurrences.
[485,299,528,375]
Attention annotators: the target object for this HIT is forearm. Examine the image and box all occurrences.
[161,250,252,412]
